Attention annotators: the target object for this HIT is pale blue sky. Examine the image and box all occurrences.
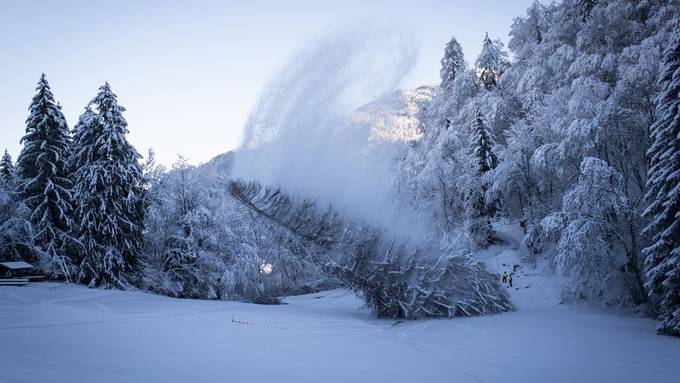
[0,0,536,166]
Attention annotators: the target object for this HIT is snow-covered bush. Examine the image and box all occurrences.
[142,160,329,301]
[541,158,638,306]
[0,185,37,263]
[465,218,495,249]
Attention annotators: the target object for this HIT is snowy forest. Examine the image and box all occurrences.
[1,0,679,342]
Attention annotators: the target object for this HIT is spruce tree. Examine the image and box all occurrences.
[14,74,75,279]
[73,83,145,288]
[476,33,508,90]
[470,109,498,174]
[69,108,96,179]
[440,37,465,91]
[65,107,98,266]
[642,29,680,337]
[70,108,95,148]
[466,109,498,245]
[0,149,14,185]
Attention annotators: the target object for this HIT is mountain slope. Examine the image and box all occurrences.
[200,85,434,177]
[348,85,434,144]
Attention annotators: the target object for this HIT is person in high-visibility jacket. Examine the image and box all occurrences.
[502,272,507,284]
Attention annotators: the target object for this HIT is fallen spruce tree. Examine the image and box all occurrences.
[229,179,512,319]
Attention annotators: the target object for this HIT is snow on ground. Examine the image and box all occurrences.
[1,280,679,383]
[478,222,570,310]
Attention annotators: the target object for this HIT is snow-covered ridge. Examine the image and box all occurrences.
[347,85,434,143]
[201,86,433,176]
[197,150,235,177]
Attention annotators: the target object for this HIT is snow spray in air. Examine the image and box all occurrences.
[233,28,421,237]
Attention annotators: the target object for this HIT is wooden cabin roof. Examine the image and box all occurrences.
[0,261,34,270]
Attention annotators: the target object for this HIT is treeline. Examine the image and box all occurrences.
[0,76,327,299]
[0,77,144,287]
[397,0,679,335]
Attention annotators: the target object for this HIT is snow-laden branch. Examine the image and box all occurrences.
[228,179,512,319]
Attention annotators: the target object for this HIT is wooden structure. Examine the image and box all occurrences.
[0,261,40,285]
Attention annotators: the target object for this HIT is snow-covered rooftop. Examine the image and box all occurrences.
[0,261,34,270]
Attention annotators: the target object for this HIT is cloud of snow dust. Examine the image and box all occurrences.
[233,27,422,237]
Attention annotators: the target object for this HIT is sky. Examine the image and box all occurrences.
[0,0,537,166]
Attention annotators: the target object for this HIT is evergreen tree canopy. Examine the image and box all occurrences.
[73,83,145,288]
[14,74,75,279]
[475,33,508,90]
[69,107,96,176]
[440,37,465,91]
[0,149,14,185]
[642,29,680,336]
[470,109,498,174]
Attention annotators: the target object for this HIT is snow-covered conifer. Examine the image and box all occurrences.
[463,110,499,246]
[440,37,465,91]
[228,179,512,318]
[475,33,508,90]
[14,74,75,279]
[66,107,98,265]
[642,29,680,336]
[69,107,96,170]
[470,109,497,174]
[0,149,14,185]
[74,83,145,288]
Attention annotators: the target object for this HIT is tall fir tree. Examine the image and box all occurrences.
[0,149,15,185]
[65,107,98,266]
[69,108,96,180]
[475,33,508,90]
[642,29,680,337]
[73,83,145,288]
[440,37,465,91]
[470,109,498,174]
[465,109,499,245]
[14,74,75,279]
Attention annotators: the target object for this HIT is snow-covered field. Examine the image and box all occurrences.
[1,280,679,383]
